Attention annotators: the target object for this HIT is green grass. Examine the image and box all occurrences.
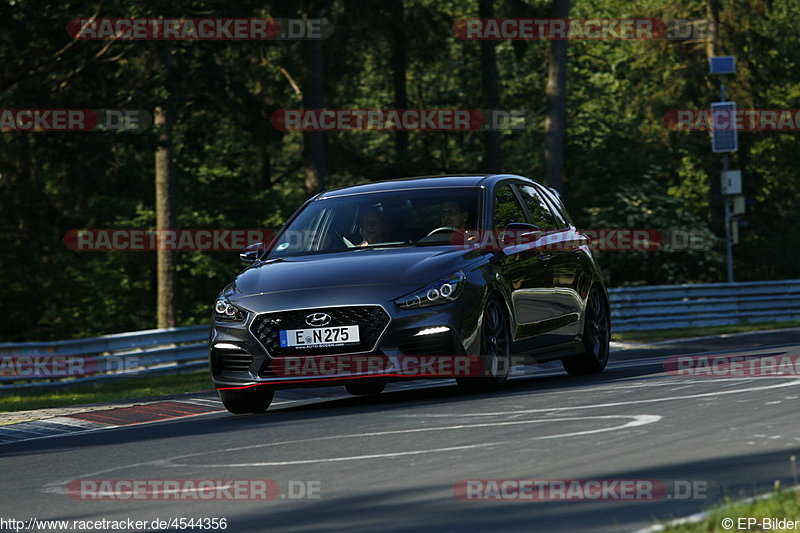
[0,370,213,413]
[660,486,800,532]
[613,320,800,343]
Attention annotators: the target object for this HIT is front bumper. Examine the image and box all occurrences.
[210,296,483,390]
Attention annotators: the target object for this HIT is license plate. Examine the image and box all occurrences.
[279,325,360,348]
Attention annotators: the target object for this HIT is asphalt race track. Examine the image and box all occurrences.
[1,330,799,533]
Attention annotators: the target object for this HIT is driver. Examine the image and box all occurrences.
[360,207,386,246]
[435,199,478,246]
[440,200,470,229]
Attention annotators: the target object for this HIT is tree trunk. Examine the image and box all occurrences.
[705,0,721,59]
[543,0,570,192]
[389,0,409,172]
[479,0,502,173]
[257,139,271,190]
[302,15,327,197]
[154,105,176,328]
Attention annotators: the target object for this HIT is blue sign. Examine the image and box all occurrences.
[709,56,736,75]
[711,101,738,153]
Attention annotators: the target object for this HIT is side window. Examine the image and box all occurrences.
[538,186,571,228]
[518,185,559,231]
[492,184,527,230]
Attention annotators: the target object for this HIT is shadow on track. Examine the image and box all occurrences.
[0,362,669,457]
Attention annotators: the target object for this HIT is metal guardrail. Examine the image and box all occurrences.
[2,279,799,389]
[0,325,209,390]
[609,279,800,331]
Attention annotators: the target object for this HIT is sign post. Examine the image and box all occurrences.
[709,56,738,282]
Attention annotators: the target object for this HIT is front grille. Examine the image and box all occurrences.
[211,347,253,376]
[251,306,390,356]
[398,331,456,356]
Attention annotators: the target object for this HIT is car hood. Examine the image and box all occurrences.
[229,246,480,300]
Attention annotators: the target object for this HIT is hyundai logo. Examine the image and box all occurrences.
[305,312,332,327]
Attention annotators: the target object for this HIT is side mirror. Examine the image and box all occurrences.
[240,242,265,264]
[501,222,541,247]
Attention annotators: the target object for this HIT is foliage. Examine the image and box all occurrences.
[1,0,799,341]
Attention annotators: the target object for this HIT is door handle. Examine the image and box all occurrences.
[538,253,551,262]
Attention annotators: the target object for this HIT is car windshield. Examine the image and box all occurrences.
[267,187,482,258]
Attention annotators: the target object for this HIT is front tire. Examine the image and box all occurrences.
[562,286,610,376]
[218,387,274,414]
[457,298,511,392]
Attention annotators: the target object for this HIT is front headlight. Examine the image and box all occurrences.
[396,271,466,309]
[214,298,247,322]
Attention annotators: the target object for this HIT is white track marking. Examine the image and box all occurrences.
[166,415,661,468]
[173,442,504,468]
[639,327,800,346]
[392,379,800,417]
[42,414,660,492]
[515,377,774,396]
[41,378,799,489]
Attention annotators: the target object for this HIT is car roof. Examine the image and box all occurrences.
[318,174,536,198]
